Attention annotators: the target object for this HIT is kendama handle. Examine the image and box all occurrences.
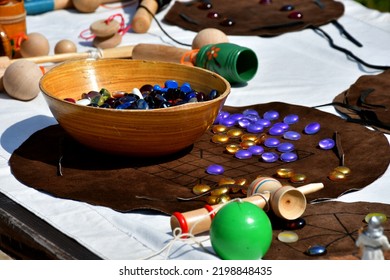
[296,183,324,195]
[131,0,160,33]
[132,43,189,63]
[170,193,270,236]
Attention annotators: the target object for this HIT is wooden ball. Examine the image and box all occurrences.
[3,60,43,101]
[72,0,101,13]
[192,28,229,49]
[20,32,50,58]
[54,39,77,54]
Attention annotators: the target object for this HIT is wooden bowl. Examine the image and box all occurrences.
[39,59,230,157]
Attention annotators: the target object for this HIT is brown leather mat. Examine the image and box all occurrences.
[9,102,390,215]
[333,69,390,134]
[264,201,390,260]
[163,0,344,36]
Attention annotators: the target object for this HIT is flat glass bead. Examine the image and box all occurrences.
[365,213,387,223]
[225,144,241,154]
[198,2,212,9]
[237,118,251,128]
[263,110,279,121]
[206,195,219,205]
[212,124,228,133]
[220,18,235,27]
[192,184,211,195]
[304,122,320,135]
[247,123,264,133]
[241,134,258,142]
[235,149,253,159]
[207,11,220,19]
[256,118,271,127]
[211,186,230,196]
[261,152,279,163]
[219,116,236,127]
[290,173,307,183]
[219,177,236,186]
[244,114,259,122]
[216,194,231,204]
[206,164,224,175]
[306,245,326,256]
[283,131,301,141]
[227,128,244,138]
[276,168,295,179]
[243,109,259,116]
[268,125,285,136]
[277,142,295,153]
[280,4,294,11]
[211,134,229,144]
[284,218,306,230]
[264,137,280,148]
[328,170,346,181]
[283,114,299,125]
[76,98,90,106]
[247,145,264,156]
[64,98,76,103]
[288,11,303,19]
[240,140,256,149]
[318,138,335,150]
[180,82,192,93]
[229,113,244,122]
[235,178,247,186]
[280,152,298,162]
[278,231,299,243]
[334,166,351,176]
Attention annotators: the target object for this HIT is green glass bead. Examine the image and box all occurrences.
[365,213,387,223]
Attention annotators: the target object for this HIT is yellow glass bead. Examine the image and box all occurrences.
[240,140,256,149]
[211,134,229,144]
[218,177,236,186]
[211,186,230,196]
[365,213,387,223]
[235,178,248,186]
[192,184,211,195]
[212,124,228,133]
[328,170,346,181]
[276,168,295,179]
[226,144,241,154]
[256,133,267,144]
[241,133,258,142]
[217,194,231,204]
[290,173,307,183]
[206,195,219,205]
[277,231,299,243]
[227,128,244,138]
[334,166,351,176]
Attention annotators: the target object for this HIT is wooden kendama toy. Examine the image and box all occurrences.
[170,177,324,236]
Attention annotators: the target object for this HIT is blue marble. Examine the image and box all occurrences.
[277,142,295,153]
[255,118,271,127]
[264,137,280,148]
[238,118,251,128]
[247,123,264,133]
[280,152,298,162]
[306,245,327,256]
[235,149,253,159]
[248,145,264,155]
[206,164,225,175]
[261,152,279,163]
[304,122,321,135]
[283,114,299,124]
[263,110,279,121]
[318,138,335,150]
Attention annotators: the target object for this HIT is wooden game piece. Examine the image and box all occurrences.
[90,19,120,37]
[2,59,43,101]
[192,28,229,50]
[54,39,77,54]
[92,32,122,49]
[72,0,122,13]
[20,32,50,58]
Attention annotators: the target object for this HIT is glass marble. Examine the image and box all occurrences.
[180,82,192,93]
[219,116,236,127]
[227,128,244,138]
[192,184,211,195]
[229,113,244,122]
[247,123,264,133]
[264,137,280,148]
[283,114,299,124]
[280,4,294,11]
[241,134,258,142]
[248,145,264,156]
[220,18,235,27]
[278,231,299,243]
[304,122,320,135]
[276,168,295,179]
[164,80,178,88]
[280,152,298,162]
[283,131,301,141]
[256,118,271,127]
[290,173,306,183]
[211,134,229,144]
[334,166,351,176]
[263,110,279,121]
[243,109,259,116]
[244,114,260,122]
[306,245,326,256]
[206,164,225,175]
[277,142,295,153]
[288,11,303,19]
[365,213,387,223]
[212,124,228,133]
[318,138,335,150]
[268,125,285,136]
[284,218,306,230]
[235,149,253,159]
[328,170,346,181]
[225,144,241,154]
[240,140,256,149]
[261,152,279,163]
[238,118,251,129]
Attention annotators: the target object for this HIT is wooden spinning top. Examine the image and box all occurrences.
[90,19,122,49]
[20,32,50,58]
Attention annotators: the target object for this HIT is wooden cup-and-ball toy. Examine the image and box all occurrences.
[192,28,229,50]
[210,201,273,260]
[90,18,122,49]
[170,177,324,236]
[20,32,50,58]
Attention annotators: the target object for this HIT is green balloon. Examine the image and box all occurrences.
[210,201,272,260]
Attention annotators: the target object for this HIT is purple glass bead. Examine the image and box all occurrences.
[247,123,264,133]
[280,4,294,11]
[248,145,264,156]
[283,131,301,141]
[263,110,279,121]
[238,118,251,128]
[268,125,284,136]
[261,152,279,163]
[288,11,303,19]
[318,138,335,150]
[280,152,298,162]
[206,164,224,175]
[304,122,321,135]
[277,142,295,153]
[243,109,259,116]
[229,113,244,122]
[283,114,299,124]
[259,0,272,4]
[264,137,280,148]
[235,149,253,159]
[220,18,235,27]
[214,111,229,124]
[219,116,236,127]
[256,118,271,127]
[244,114,259,122]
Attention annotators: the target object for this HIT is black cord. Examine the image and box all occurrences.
[312,26,390,71]
[138,4,192,47]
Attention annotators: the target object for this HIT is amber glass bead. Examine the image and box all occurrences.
[290,173,307,183]
[212,124,228,133]
[218,177,236,186]
[211,186,230,196]
[241,133,258,142]
[212,134,229,144]
[226,144,241,154]
[276,168,295,179]
[192,184,211,195]
[206,195,219,205]
[227,128,244,138]
[216,194,231,204]
[334,166,351,176]
[240,140,256,149]
[328,170,346,181]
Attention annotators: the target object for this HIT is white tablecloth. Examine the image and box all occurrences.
[0,0,389,259]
